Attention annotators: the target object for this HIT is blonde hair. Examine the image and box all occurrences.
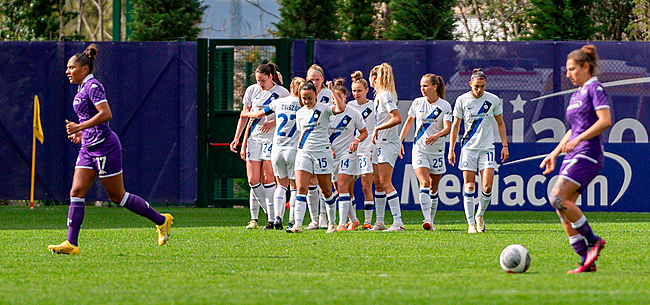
[370,63,397,100]
[290,77,305,97]
[350,71,368,89]
[568,44,599,75]
[307,64,326,89]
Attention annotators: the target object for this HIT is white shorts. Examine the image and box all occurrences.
[295,149,334,175]
[459,148,496,172]
[357,153,374,175]
[373,142,400,167]
[271,148,297,179]
[412,150,446,174]
[246,139,272,162]
[332,151,358,182]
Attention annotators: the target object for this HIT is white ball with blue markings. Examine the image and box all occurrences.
[500,244,530,273]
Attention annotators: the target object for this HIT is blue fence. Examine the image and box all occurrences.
[1,40,649,211]
[0,41,197,203]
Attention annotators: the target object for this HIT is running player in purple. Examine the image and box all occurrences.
[48,44,173,255]
[540,45,609,273]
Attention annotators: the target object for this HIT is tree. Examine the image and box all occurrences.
[591,0,635,41]
[274,0,340,39]
[627,0,650,41]
[339,0,377,40]
[527,0,596,40]
[384,0,456,40]
[456,0,531,41]
[129,0,207,41]
[0,0,77,40]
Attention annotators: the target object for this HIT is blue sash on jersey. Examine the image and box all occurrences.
[299,109,322,149]
[461,101,492,147]
[329,115,353,144]
[415,107,442,143]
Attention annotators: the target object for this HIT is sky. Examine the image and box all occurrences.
[200,0,281,38]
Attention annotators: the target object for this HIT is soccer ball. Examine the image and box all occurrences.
[499,244,530,273]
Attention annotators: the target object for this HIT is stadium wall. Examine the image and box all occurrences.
[0,41,197,204]
[2,40,648,211]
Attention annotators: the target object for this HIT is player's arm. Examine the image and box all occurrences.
[372,109,401,144]
[447,117,462,166]
[231,105,251,152]
[494,114,509,162]
[426,120,451,145]
[350,127,368,153]
[65,102,112,135]
[331,90,345,114]
[563,108,611,153]
[240,121,251,161]
[540,129,573,175]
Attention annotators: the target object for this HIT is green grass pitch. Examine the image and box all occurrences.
[1,205,649,304]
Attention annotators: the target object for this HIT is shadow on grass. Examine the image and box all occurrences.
[1,206,648,231]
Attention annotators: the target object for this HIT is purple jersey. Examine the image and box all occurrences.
[73,74,112,147]
[565,77,610,163]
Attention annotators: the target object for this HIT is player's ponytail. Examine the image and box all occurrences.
[350,71,368,89]
[568,44,599,75]
[332,78,347,96]
[371,63,397,100]
[255,63,283,86]
[75,43,97,73]
[290,77,305,97]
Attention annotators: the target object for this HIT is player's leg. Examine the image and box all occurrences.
[346,178,360,230]
[476,168,494,233]
[550,176,604,272]
[429,173,442,230]
[414,166,433,227]
[246,159,265,229]
[360,171,375,229]
[305,175,320,230]
[376,162,403,231]
[462,170,477,233]
[261,160,276,230]
[371,162,386,230]
[336,173,353,231]
[287,169,311,233]
[48,167,96,254]
[288,179,297,227]
[273,176,289,230]
[317,173,338,233]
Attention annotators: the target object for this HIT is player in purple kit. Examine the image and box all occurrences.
[48,44,173,255]
[540,45,609,273]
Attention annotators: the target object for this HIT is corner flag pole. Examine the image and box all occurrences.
[31,95,44,209]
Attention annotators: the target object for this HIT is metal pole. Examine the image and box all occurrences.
[125,0,133,40]
[112,0,121,41]
[197,38,208,207]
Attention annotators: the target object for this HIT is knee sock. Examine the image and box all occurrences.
[419,187,432,223]
[264,183,276,222]
[294,194,307,227]
[571,215,599,244]
[463,189,476,226]
[338,193,351,226]
[430,191,439,223]
[387,190,402,225]
[289,189,297,224]
[120,192,166,225]
[477,190,491,217]
[375,191,386,224]
[325,192,339,225]
[67,197,85,246]
[273,185,287,221]
[363,201,374,224]
[250,183,264,220]
[307,185,319,223]
[569,234,588,263]
[348,197,358,223]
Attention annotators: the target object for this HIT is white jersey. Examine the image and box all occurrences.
[408,97,453,154]
[453,91,502,150]
[318,88,332,104]
[265,96,301,149]
[374,90,400,144]
[347,99,375,155]
[244,84,290,142]
[296,102,335,152]
[329,106,366,156]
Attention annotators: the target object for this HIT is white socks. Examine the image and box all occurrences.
[375,191,386,224]
[419,187,432,223]
[263,183,276,222]
[249,183,264,220]
[363,201,374,224]
[294,194,307,227]
[273,185,287,221]
[339,193,351,226]
[289,189,297,224]
[430,191,439,223]
[477,190,491,217]
[464,188,476,226]
[324,192,339,225]
[307,185,319,223]
[387,190,402,225]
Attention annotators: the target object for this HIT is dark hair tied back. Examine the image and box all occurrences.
[301,80,317,93]
[470,68,486,81]
[255,62,283,85]
[75,43,97,73]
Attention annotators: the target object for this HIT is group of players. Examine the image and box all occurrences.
[230,62,508,235]
[49,42,607,274]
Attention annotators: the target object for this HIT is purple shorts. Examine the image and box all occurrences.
[558,153,603,194]
[75,131,123,178]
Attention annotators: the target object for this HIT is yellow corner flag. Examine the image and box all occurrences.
[34,95,44,144]
[31,95,44,209]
